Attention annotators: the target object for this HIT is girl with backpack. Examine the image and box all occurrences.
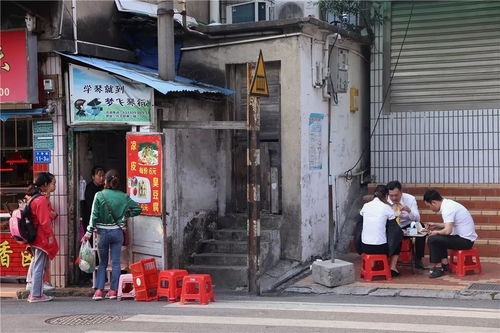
[26,172,60,303]
[82,169,141,300]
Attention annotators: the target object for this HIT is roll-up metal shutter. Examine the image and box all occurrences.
[386,1,500,112]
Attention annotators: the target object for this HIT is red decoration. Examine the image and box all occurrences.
[0,233,31,277]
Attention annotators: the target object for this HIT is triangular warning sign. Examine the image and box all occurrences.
[249,50,269,97]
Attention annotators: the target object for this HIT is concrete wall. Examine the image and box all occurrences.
[162,97,227,268]
[328,40,370,252]
[181,36,304,260]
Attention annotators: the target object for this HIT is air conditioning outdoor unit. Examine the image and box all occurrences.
[272,0,320,20]
[226,1,270,24]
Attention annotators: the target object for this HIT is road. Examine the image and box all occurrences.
[1,294,499,332]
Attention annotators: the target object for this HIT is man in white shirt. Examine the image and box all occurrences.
[423,189,478,278]
[387,181,425,269]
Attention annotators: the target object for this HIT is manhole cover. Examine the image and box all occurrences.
[466,283,500,292]
[45,314,124,326]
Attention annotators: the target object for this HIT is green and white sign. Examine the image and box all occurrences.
[69,64,153,125]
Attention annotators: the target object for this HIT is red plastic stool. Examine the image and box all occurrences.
[180,274,215,305]
[117,274,135,301]
[157,269,188,302]
[449,248,482,277]
[399,239,412,264]
[360,254,392,281]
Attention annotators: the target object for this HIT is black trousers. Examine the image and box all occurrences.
[427,235,474,263]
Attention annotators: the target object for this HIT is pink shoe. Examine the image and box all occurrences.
[105,290,117,299]
[27,294,53,303]
[92,289,104,301]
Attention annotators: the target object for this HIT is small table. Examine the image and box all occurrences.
[401,232,427,274]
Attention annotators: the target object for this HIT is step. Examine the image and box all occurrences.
[192,253,247,266]
[217,214,282,230]
[476,225,500,239]
[420,210,500,224]
[200,240,248,254]
[474,242,500,257]
[417,199,500,210]
[213,229,278,242]
[187,265,248,289]
[368,184,500,196]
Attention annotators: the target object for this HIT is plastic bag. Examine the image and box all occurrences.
[79,240,95,273]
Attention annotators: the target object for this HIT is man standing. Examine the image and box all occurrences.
[423,189,477,278]
[387,181,425,269]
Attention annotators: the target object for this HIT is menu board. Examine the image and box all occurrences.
[126,134,163,216]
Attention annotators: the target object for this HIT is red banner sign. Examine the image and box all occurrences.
[0,30,30,103]
[0,233,32,277]
[126,134,163,216]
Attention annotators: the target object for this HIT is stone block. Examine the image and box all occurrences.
[311,259,355,287]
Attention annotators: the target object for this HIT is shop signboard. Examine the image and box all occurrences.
[0,233,32,277]
[0,29,38,104]
[69,64,153,125]
[126,134,163,216]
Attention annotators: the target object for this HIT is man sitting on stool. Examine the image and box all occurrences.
[423,189,478,278]
[387,180,425,269]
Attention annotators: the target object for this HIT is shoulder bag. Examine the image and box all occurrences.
[100,191,129,246]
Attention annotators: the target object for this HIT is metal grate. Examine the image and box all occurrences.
[465,283,500,293]
[45,314,124,326]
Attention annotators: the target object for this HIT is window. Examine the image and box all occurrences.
[1,118,33,187]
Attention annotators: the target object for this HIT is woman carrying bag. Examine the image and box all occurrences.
[81,169,142,300]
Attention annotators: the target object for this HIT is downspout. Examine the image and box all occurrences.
[71,0,78,54]
[158,0,175,81]
[209,0,220,23]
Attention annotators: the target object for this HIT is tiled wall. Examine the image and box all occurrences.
[370,25,500,184]
[41,54,68,287]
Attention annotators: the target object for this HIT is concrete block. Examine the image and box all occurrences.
[493,293,500,300]
[312,259,355,287]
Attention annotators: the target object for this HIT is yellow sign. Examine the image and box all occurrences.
[249,50,269,97]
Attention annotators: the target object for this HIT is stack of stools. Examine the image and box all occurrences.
[117,273,135,301]
[449,248,482,277]
[360,254,392,281]
[130,258,159,301]
[180,274,215,305]
[399,239,412,264]
[157,269,188,302]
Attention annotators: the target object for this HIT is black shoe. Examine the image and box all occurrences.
[442,263,449,272]
[414,259,426,270]
[429,266,445,278]
[391,270,400,277]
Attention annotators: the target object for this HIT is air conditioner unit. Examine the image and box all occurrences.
[272,0,320,20]
[226,1,270,24]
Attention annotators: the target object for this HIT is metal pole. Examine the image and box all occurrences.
[157,0,175,81]
[247,63,261,294]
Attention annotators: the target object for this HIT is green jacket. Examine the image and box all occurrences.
[87,189,142,233]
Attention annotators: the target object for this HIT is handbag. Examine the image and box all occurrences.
[100,191,129,246]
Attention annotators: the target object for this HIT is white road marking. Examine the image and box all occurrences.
[124,314,499,332]
[162,300,500,319]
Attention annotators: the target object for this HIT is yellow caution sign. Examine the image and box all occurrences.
[249,50,269,97]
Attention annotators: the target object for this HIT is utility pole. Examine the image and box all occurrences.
[157,0,175,81]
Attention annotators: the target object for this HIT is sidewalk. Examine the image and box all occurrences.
[284,253,500,300]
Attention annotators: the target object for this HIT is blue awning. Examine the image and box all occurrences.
[57,53,234,95]
[0,108,46,122]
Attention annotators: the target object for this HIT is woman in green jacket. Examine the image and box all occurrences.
[82,169,141,300]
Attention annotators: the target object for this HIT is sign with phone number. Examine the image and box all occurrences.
[126,134,163,216]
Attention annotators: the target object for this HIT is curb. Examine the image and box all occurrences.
[15,288,94,300]
[283,284,500,301]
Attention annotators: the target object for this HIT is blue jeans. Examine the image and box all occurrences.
[96,228,123,291]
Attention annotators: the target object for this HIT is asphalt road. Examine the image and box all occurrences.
[1,294,499,332]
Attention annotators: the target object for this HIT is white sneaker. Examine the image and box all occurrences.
[26,282,55,291]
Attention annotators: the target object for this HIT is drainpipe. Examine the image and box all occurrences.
[209,0,220,24]
[71,0,78,54]
[158,0,175,81]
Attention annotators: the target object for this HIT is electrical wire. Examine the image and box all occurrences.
[327,34,340,104]
[343,1,415,181]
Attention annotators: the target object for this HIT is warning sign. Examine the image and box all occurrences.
[249,50,269,97]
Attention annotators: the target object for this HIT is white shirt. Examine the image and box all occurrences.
[388,192,420,228]
[360,197,396,245]
[440,198,478,242]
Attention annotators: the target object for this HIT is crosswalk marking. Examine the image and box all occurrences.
[163,300,500,319]
[124,314,499,332]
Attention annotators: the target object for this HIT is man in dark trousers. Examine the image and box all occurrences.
[387,180,426,269]
[423,189,478,278]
